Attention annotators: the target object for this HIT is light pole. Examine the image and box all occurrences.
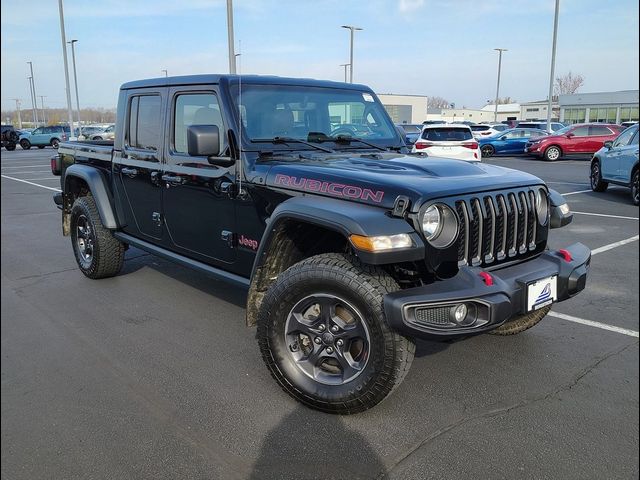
[39,96,47,125]
[339,63,350,83]
[493,48,507,123]
[341,25,362,83]
[161,69,168,77]
[546,0,560,131]
[27,76,37,126]
[226,0,236,74]
[68,39,81,136]
[11,99,22,129]
[57,0,76,138]
[27,62,39,125]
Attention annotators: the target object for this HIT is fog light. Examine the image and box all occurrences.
[451,304,468,323]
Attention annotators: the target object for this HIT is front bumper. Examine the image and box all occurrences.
[384,243,590,339]
[525,143,544,155]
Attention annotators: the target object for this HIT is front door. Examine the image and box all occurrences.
[160,87,237,267]
[112,91,165,240]
[566,125,590,153]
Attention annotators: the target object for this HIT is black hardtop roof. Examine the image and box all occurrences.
[121,74,372,92]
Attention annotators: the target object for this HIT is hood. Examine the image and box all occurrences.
[260,152,544,212]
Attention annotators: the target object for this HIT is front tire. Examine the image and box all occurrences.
[51,138,60,148]
[70,195,125,279]
[488,305,551,336]
[20,139,31,150]
[544,145,562,161]
[631,169,639,206]
[257,253,415,414]
[590,160,608,192]
[481,144,495,158]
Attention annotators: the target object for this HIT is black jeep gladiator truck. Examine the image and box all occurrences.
[52,75,589,414]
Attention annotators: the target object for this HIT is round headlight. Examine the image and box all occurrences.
[422,205,442,240]
[420,204,459,248]
[535,188,549,225]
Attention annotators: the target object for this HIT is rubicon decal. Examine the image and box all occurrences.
[274,174,384,203]
[238,235,259,251]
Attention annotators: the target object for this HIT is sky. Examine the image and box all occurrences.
[1,0,638,112]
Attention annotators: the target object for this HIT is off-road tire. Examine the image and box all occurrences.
[4,143,16,151]
[19,139,31,150]
[257,253,415,414]
[590,159,608,192]
[70,195,125,279]
[543,145,562,161]
[488,305,551,336]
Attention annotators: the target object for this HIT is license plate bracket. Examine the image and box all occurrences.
[526,275,557,312]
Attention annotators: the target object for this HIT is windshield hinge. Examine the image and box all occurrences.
[392,195,410,217]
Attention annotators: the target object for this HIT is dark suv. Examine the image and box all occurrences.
[1,125,19,150]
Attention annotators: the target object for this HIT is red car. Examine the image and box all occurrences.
[525,123,623,161]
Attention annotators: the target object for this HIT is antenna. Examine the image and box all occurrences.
[236,40,243,195]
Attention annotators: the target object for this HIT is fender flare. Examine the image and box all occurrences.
[63,164,119,229]
[250,196,424,279]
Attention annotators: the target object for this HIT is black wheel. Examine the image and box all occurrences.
[488,305,551,336]
[37,145,45,149]
[50,138,60,148]
[631,169,639,206]
[5,143,16,151]
[93,136,103,141]
[257,253,415,414]
[590,160,608,192]
[481,144,495,158]
[7,131,19,143]
[19,139,31,150]
[70,195,125,279]
[543,145,561,161]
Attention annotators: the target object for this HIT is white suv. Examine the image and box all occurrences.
[470,123,509,139]
[412,124,481,161]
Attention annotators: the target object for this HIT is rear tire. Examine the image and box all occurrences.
[481,145,495,158]
[257,253,415,414]
[544,145,562,161]
[70,195,125,279]
[93,136,103,141]
[488,305,551,336]
[51,138,60,148]
[19,139,31,150]
[631,169,639,206]
[590,159,608,192]
[5,143,16,151]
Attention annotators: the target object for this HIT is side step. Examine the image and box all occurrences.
[113,232,250,289]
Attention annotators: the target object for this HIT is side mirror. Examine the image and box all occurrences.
[565,132,574,138]
[187,125,234,167]
[500,135,507,140]
[603,140,613,149]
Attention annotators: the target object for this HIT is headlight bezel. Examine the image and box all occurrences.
[419,203,459,249]
[535,188,549,225]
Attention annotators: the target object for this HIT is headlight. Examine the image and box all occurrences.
[535,188,549,225]
[420,203,459,248]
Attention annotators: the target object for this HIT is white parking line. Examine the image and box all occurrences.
[562,189,593,196]
[2,170,51,175]
[573,211,639,221]
[19,177,59,181]
[1,165,51,169]
[547,181,590,186]
[1,174,61,192]
[591,235,639,255]
[549,311,639,338]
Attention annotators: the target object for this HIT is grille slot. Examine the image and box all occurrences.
[414,306,451,326]
[456,188,542,267]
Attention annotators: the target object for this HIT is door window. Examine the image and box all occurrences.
[614,128,637,147]
[173,93,225,156]
[571,126,590,137]
[127,95,161,150]
[589,125,612,136]
[503,130,522,139]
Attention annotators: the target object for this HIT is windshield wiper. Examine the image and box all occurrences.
[328,134,388,152]
[253,136,335,153]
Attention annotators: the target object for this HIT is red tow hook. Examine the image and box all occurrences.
[479,271,494,286]
[557,249,573,262]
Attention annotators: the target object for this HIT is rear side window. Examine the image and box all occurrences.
[173,93,225,154]
[589,125,612,136]
[422,128,472,141]
[128,95,161,150]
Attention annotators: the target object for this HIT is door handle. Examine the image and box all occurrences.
[121,167,138,177]
[161,174,185,186]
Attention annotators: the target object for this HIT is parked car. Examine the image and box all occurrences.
[412,124,480,161]
[90,124,115,140]
[396,123,422,147]
[590,124,639,205]
[470,123,509,139]
[78,126,107,140]
[525,123,624,161]
[1,125,19,150]
[517,121,565,132]
[422,120,447,125]
[479,128,548,158]
[620,121,638,128]
[19,125,73,149]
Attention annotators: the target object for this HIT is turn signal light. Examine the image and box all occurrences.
[414,141,433,150]
[462,142,479,149]
[350,234,413,252]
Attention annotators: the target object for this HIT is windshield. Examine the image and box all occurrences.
[553,125,572,135]
[231,84,401,149]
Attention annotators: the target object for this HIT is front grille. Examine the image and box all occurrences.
[414,306,450,326]
[455,188,540,267]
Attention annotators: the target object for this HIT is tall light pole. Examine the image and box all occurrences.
[493,48,507,123]
[341,25,362,83]
[339,63,350,83]
[11,99,22,129]
[57,0,76,137]
[27,76,37,125]
[161,69,168,77]
[27,62,39,125]
[226,0,236,74]
[68,39,81,136]
[546,0,560,132]
[39,96,47,124]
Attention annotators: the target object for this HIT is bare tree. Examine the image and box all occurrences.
[496,96,515,105]
[554,72,584,96]
[429,96,452,109]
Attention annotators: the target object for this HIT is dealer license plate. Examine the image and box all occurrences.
[526,275,557,312]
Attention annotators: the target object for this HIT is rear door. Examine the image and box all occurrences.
[160,86,237,266]
[112,90,165,240]
[588,125,616,153]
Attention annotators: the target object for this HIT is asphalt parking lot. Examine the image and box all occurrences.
[1,147,638,479]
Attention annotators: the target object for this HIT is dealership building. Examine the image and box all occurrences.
[377,94,429,124]
[559,90,639,124]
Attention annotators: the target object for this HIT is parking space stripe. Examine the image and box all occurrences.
[1,174,61,192]
[549,311,639,338]
[3,170,52,175]
[1,165,52,169]
[562,189,593,196]
[573,211,639,221]
[547,181,590,186]
[18,177,59,181]
[591,235,639,255]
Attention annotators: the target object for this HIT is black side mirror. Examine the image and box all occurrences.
[500,135,507,140]
[603,140,613,149]
[187,125,234,167]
